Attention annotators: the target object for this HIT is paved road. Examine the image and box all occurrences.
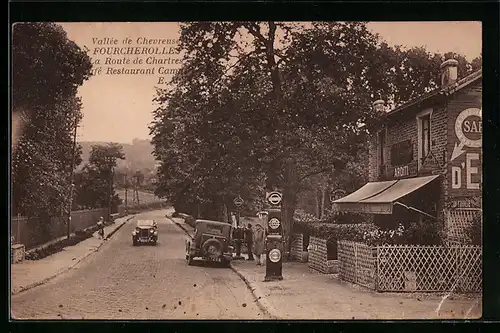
[11,209,266,320]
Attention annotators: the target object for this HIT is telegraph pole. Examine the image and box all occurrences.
[124,172,128,214]
[108,158,114,221]
[67,116,78,239]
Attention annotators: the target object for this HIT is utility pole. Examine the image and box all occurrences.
[67,116,78,239]
[108,159,114,221]
[17,212,21,244]
[124,172,128,214]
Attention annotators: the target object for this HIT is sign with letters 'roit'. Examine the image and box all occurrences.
[393,161,418,179]
[449,107,482,194]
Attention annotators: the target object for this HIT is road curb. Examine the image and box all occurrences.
[169,216,278,319]
[105,215,135,240]
[229,264,280,319]
[167,216,194,238]
[11,215,135,296]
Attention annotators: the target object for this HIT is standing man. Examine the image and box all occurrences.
[253,223,266,265]
[245,223,254,261]
[97,216,105,240]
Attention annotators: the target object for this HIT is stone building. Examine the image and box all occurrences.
[333,59,482,244]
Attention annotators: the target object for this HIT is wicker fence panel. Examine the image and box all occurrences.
[457,246,482,292]
[338,240,356,283]
[445,208,481,245]
[290,233,304,261]
[356,243,376,289]
[338,240,376,290]
[377,245,482,293]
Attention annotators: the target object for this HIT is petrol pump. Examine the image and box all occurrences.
[264,192,284,281]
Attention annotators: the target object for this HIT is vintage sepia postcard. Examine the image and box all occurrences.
[10,21,482,320]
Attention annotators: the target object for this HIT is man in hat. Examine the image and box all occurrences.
[244,223,254,261]
[253,223,266,265]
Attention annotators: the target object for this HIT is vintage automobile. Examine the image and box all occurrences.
[132,219,158,246]
[185,219,234,267]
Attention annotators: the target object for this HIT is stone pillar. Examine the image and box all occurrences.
[11,244,25,264]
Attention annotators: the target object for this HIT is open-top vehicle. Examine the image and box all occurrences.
[132,219,158,246]
[185,219,233,267]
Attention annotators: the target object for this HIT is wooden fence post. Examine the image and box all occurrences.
[455,246,461,293]
[354,243,358,284]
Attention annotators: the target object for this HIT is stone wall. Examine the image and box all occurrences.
[11,207,109,250]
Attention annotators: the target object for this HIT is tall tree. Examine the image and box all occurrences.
[12,22,92,152]
[11,22,92,239]
[74,143,125,212]
[150,22,481,254]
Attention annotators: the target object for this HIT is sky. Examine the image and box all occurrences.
[59,22,482,144]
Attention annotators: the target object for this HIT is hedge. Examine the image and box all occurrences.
[293,213,378,259]
[293,208,444,251]
[465,214,482,245]
[321,210,371,224]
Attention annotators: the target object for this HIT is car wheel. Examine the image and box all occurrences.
[152,240,158,246]
[132,239,137,246]
[187,254,194,266]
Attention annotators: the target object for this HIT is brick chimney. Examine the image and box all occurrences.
[440,59,459,87]
[373,99,385,113]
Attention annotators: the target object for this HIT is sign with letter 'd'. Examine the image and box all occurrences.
[449,107,482,195]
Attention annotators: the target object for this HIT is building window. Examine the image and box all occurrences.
[417,108,432,169]
[391,139,413,166]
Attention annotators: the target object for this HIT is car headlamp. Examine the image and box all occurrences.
[150,228,154,233]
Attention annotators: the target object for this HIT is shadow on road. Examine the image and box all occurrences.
[186,259,231,269]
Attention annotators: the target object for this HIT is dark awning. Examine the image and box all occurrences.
[332,175,439,214]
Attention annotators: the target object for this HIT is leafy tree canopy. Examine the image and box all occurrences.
[150,21,481,230]
[74,143,125,210]
[12,22,92,113]
[11,22,92,244]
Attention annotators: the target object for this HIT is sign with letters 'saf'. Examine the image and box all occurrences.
[449,107,482,195]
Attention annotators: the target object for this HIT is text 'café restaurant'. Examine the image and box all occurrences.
[333,59,482,244]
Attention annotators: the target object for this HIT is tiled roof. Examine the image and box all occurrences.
[385,68,482,117]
